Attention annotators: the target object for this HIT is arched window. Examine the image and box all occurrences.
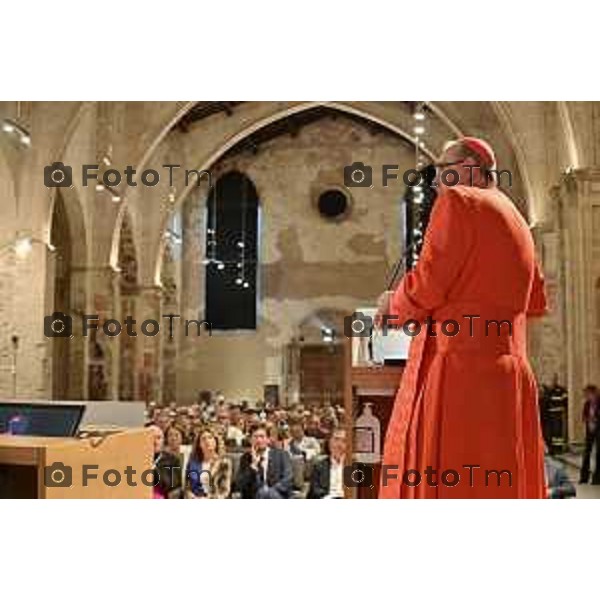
[205,171,259,330]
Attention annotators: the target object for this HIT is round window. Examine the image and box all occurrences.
[316,189,350,221]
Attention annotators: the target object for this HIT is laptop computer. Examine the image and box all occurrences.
[0,401,86,437]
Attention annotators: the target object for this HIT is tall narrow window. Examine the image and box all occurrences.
[205,171,259,330]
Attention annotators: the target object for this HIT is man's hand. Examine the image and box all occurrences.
[250,449,262,470]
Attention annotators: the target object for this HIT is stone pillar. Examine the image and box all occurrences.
[65,266,90,400]
[161,285,178,405]
[119,290,138,401]
[136,285,163,405]
[528,202,568,385]
[557,169,600,441]
[160,244,179,405]
[177,190,205,401]
[85,265,122,401]
[12,241,53,399]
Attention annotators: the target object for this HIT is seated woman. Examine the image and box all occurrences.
[185,429,232,499]
[148,425,183,499]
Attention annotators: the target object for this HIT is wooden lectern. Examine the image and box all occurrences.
[0,428,153,499]
[344,337,404,498]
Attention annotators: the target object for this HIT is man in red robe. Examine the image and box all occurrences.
[377,137,547,498]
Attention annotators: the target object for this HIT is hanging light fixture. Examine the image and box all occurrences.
[202,180,225,269]
[95,181,121,203]
[409,101,429,268]
[1,102,31,148]
[236,176,248,288]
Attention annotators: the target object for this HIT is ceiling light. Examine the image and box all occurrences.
[15,236,32,259]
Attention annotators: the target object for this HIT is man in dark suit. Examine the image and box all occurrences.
[308,429,346,499]
[235,424,293,499]
[579,384,600,485]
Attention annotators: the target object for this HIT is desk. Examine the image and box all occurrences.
[0,428,153,498]
[344,338,404,498]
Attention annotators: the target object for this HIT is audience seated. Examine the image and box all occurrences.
[146,393,346,499]
[235,424,293,499]
[186,429,232,499]
[289,421,321,461]
[308,429,346,499]
[148,425,183,499]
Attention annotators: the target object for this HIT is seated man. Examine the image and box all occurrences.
[288,420,321,461]
[545,452,576,499]
[216,406,245,447]
[235,424,293,499]
[307,429,346,499]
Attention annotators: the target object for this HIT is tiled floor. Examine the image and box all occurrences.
[557,453,600,499]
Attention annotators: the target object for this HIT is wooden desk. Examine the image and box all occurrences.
[344,338,404,498]
[0,428,153,498]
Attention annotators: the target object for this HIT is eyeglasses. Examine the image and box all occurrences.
[433,160,467,168]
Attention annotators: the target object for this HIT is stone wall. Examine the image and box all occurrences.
[176,115,413,403]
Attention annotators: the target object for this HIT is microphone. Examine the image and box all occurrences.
[385,241,418,291]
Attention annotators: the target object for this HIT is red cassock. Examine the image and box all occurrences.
[380,184,547,499]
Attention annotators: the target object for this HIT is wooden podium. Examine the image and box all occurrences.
[0,428,153,499]
[344,337,404,498]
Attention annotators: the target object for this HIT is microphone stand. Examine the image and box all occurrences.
[385,241,418,291]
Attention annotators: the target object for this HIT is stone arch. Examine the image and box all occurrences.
[150,101,440,281]
[149,100,536,279]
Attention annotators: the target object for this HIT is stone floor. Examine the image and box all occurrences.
[556,452,600,499]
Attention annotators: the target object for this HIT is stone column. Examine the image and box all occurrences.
[177,190,205,401]
[85,265,122,401]
[12,241,53,399]
[136,285,163,405]
[119,289,138,402]
[557,169,600,441]
[64,266,90,400]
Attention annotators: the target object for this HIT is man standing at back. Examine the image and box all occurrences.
[579,384,600,485]
[378,137,547,498]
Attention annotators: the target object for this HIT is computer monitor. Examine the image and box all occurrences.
[0,402,86,437]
